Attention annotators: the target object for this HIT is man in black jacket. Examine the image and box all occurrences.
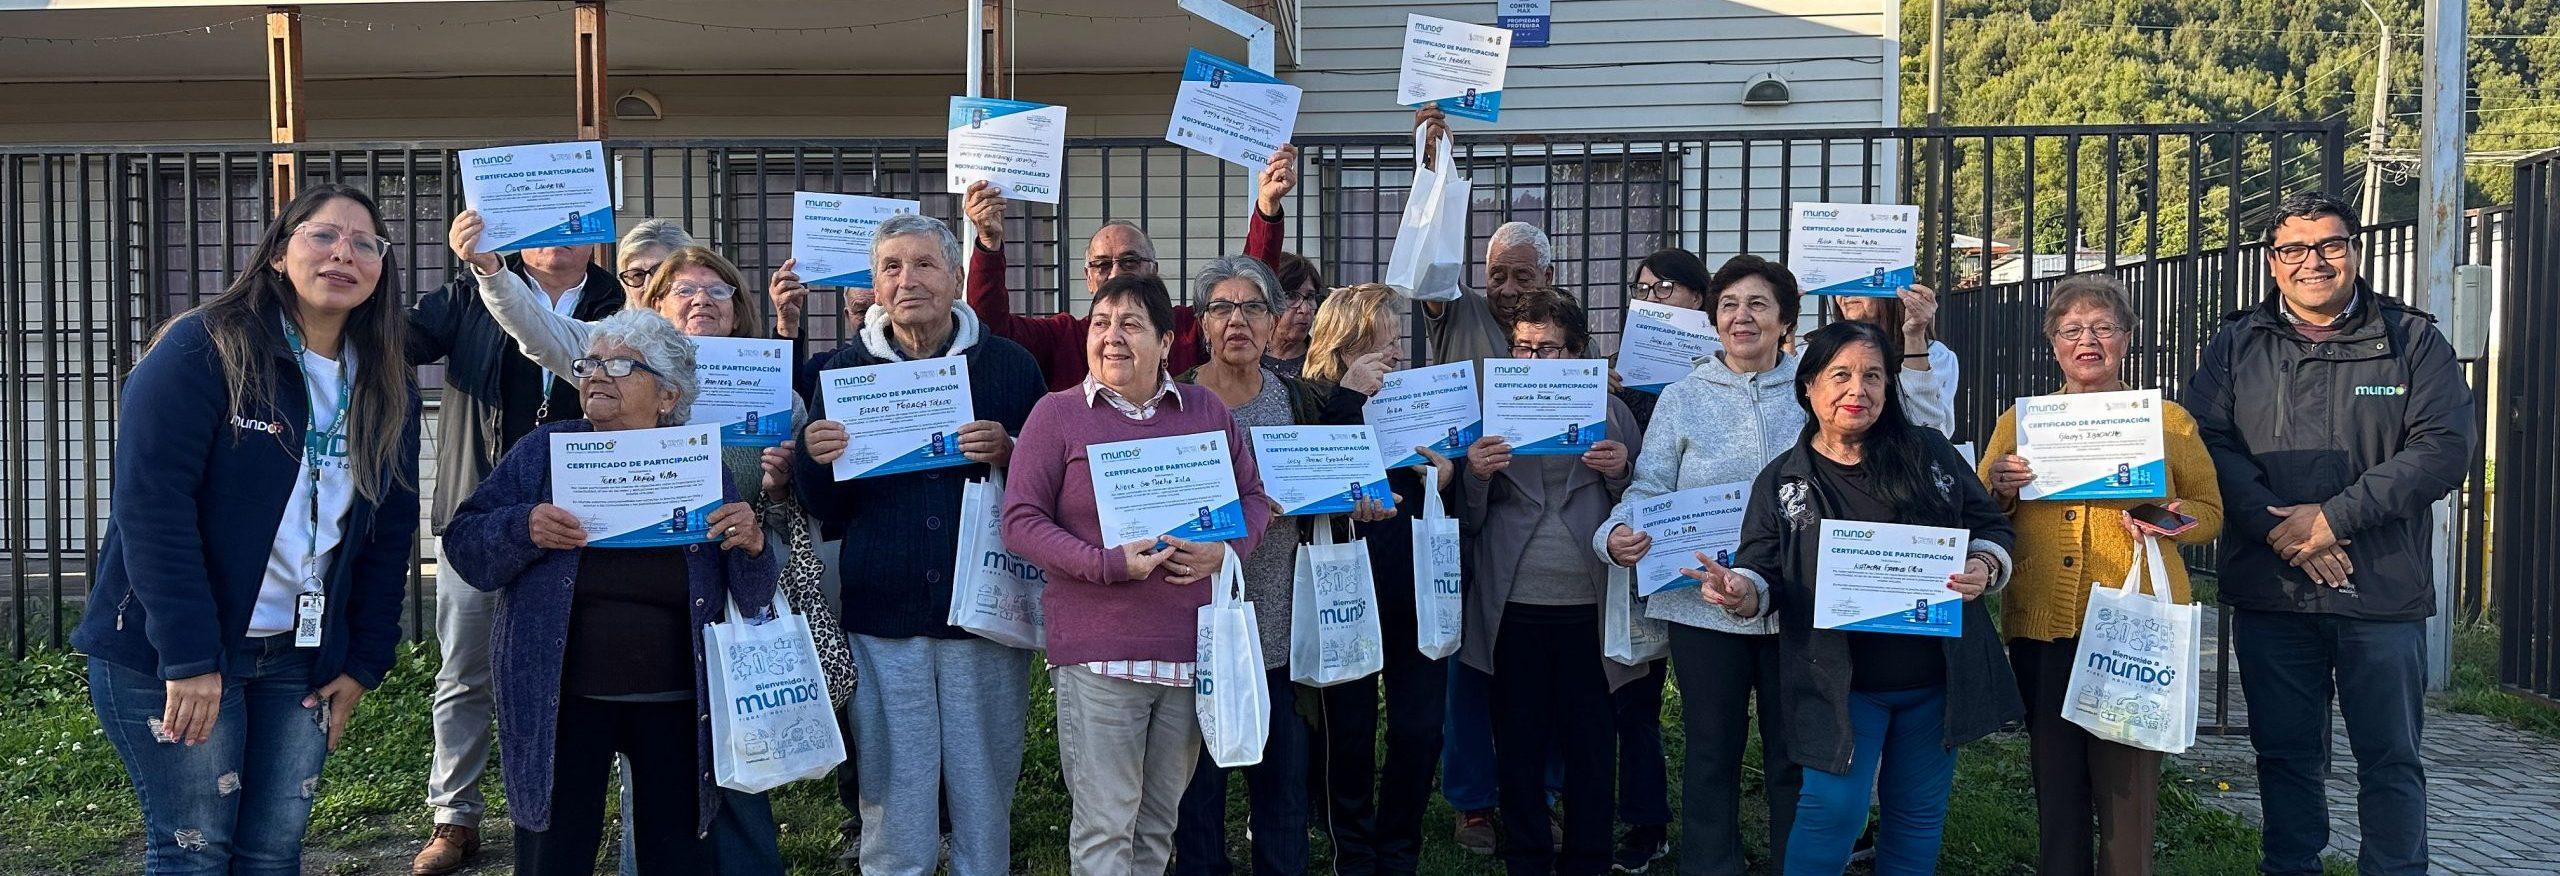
[406,239,623,874]
[2185,192,2474,876]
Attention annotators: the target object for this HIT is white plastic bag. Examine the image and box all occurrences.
[1381,125,1470,302]
[705,590,847,794]
[1195,545,1270,768]
[2061,535,2202,753]
[1289,518,1387,687]
[1411,483,1464,660]
[945,470,1048,650]
[1602,565,1670,665]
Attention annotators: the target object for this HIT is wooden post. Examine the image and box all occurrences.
[980,0,1006,98]
[266,6,303,215]
[575,1,607,140]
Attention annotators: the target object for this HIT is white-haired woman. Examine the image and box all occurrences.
[444,309,779,875]
[614,218,694,298]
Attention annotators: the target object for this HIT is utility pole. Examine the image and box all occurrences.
[2418,0,2465,690]
[2357,0,2394,224]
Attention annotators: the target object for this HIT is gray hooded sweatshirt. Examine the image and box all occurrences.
[1592,350,1803,634]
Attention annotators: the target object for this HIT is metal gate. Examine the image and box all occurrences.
[2496,147,2560,706]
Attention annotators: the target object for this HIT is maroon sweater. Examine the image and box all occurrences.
[1001,382,1271,665]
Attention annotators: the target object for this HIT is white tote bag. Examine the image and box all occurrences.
[1411,484,1465,660]
[2060,535,2203,753]
[1381,125,1471,303]
[1289,518,1387,687]
[945,470,1048,650]
[704,590,848,794]
[1195,545,1271,768]
[1602,565,1670,665]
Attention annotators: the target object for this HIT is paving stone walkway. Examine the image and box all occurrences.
[2170,616,2560,875]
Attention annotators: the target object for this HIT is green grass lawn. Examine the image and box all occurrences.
[6,642,2299,874]
[2437,620,2560,743]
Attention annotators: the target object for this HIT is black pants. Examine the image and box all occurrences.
[1667,624,1797,876]
[1490,605,1615,876]
[2011,637,2163,876]
[835,698,860,830]
[516,696,708,876]
[2233,609,2429,876]
[1173,666,1311,876]
[1613,661,1672,827]
[1315,635,1448,876]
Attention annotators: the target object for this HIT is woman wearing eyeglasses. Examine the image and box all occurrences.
[1612,248,1716,432]
[75,184,420,873]
[1976,275,2222,876]
[1265,251,1326,377]
[449,221,855,875]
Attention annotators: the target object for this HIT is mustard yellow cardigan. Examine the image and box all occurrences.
[1976,397,2225,642]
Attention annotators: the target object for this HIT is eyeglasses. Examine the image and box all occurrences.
[1628,279,1690,302]
[569,356,665,380]
[668,283,736,301]
[618,267,656,289]
[2052,323,2125,343]
[1086,255,1156,275]
[292,224,390,263]
[1202,299,1273,320]
[1281,289,1329,310]
[1509,343,1570,359]
[2271,237,2354,265]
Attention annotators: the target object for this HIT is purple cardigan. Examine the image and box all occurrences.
[1001,383,1270,665]
[443,420,779,835]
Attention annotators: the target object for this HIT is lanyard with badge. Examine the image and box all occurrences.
[281,316,350,648]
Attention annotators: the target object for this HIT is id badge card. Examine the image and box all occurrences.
[295,592,325,648]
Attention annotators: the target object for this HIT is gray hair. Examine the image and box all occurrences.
[1489,221,1554,268]
[586,309,699,426]
[617,218,697,270]
[2043,274,2140,339]
[1091,219,1157,260]
[1192,254,1281,310]
[872,213,965,275]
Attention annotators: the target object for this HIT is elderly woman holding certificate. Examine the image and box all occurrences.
[1003,274,1273,875]
[442,309,776,875]
[1976,275,2223,876]
[1684,320,2020,875]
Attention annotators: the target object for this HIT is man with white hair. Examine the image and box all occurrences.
[966,146,1302,391]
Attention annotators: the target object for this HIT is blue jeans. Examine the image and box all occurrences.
[90,635,330,876]
[2234,609,2429,876]
[1442,661,1500,812]
[618,781,781,875]
[1785,686,1955,876]
[1173,667,1310,876]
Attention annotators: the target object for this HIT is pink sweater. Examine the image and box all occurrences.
[1001,383,1271,665]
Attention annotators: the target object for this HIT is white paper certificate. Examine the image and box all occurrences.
[1363,361,1482,469]
[1250,425,1393,517]
[2016,389,2169,501]
[1397,14,1512,123]
[947,96,1068,204]
[688,337,797,448]
[1089,431,1251,545]
[1630,481,1752,597]
[1483,358,1610,456]
[790,192,920,288]
[549,423,726,549]
[457,141,617,252]
[1811,520,1968,638]
[819,357,976,481]
[1167,49,1303,169]
[1617,301,1721,393]
[1786,202,1920,297]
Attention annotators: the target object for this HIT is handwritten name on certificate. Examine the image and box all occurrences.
[1397,14,1511,122]
[1630,482,1752,597]
[1812,520,1968,638]
[1482,358,1609,456]
[1786,202,1919,298]
[947,96,1068,204]
[820,357,977,481]
[550,424,725,548]
[790,192,919,288]
[1617,300,1721,393]
[1250,425,1393,517]
[688,337,797,448]
[2016,389,2168,501]
[1089,431,1250,545]
[1364,361,1483,469]
[1167,49,1302,169]
[457,141,617,251]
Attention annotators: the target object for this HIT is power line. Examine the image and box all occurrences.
[1944,14,2560,42]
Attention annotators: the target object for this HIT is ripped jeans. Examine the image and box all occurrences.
[90,633,331,875]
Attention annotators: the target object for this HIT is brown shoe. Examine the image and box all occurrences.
[411,823,481,875]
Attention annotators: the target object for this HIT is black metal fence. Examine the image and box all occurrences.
[0,121,2354,655]
[2497,147,2560,707]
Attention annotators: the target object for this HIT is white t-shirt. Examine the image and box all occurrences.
[248,345,362,637]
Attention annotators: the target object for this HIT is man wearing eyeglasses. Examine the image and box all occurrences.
[2184,191,2474,876]
[964,145,1302,392]
[406,225,626,875]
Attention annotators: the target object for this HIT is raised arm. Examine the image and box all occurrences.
[962,182,1080,357]
[450,209,591,376]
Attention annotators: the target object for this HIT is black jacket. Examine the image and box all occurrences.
[2183,286,2475,621]
[1731,427,2022,775]
[407,257,622,532]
